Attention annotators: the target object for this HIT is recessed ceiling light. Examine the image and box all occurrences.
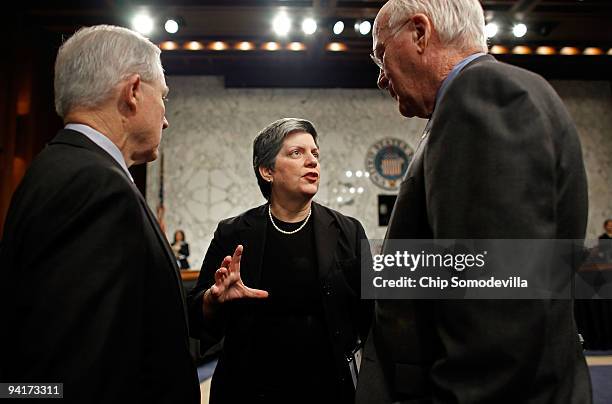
[333,21,344,35]
[272,13,291,36]
[132,14,154,35]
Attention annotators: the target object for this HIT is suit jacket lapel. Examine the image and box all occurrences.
[239,205,268,289]
[130,177,191,329]
[313,202,339,279]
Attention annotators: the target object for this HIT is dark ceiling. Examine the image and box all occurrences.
[14,0,612,86]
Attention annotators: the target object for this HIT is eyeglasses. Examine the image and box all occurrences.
[370,19,412,70]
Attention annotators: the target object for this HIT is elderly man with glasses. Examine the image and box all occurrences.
[357,1,592,403]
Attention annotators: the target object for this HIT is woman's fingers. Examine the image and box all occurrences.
[244,286,269,299]
[230,245,243,274]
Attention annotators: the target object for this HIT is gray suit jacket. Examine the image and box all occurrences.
[356,55,592,403]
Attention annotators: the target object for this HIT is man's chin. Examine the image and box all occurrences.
[399,101,430,119]
[398,102,415,118]
[133,149,159,166]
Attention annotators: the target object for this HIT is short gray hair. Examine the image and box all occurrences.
[253,118,319,200]
[54,25,164,118]
[382,0,487,53]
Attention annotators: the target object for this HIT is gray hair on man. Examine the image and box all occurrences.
[380,0,487,53]
[253,118,319,200]
[54,24,164,118]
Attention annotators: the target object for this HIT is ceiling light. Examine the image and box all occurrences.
[512,45,532,55]
[164,19,179,34]
[272,13,291,36]
[263,42,280,51]
[288,42,305,51]
[357,20,371,36]
[326,42,347,52]
[210,41,228,51]
[490,45,509,54]
[512,23,527,38]
[560,47,580,55]
[333,21,344,35]
[535,46,556,55]
[485,22,498,38]
[583,47,603,55]
[159,41,178,50]
[184,41,203,51]
[302,18,317,35]
[236,41,254,51]
[132,14,154,35]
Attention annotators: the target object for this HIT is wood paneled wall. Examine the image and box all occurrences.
[0,16,62,236]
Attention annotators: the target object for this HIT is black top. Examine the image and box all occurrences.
[187,203,373,404]
[248,211,338,398]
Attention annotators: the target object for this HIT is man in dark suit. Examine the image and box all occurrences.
[0,25,200,403]
[357,0,592,403]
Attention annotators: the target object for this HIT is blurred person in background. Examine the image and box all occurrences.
[172,229,191,269]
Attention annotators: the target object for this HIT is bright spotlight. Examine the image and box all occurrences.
[512,23,527,38]
[273,13,291,36]
[302,18,317,35]
[333,21,344,35]
[357,20,371,35]
[164,19,179,34]
[132,14,154,35]
[485,22,498,38]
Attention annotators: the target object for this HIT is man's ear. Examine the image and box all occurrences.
[121,74,142,113]
[259,166,274,182]
[411,14,432,54]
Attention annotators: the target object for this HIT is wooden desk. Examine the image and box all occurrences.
[180,269,200,282]
[578,263,612,272]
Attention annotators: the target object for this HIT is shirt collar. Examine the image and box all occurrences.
[434,52,485,112]
[65,123,134,182]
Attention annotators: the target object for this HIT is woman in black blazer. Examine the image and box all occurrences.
[187,118,373,403]
[171,229,191,269]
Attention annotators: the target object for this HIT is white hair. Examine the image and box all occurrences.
[54,24,163,118]
[383,0,487,53]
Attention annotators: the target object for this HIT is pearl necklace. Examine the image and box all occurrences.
[268,205,312,235]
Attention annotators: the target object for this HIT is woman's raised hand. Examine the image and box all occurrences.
[208,245,269,304]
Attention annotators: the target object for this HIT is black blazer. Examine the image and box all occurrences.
[357,55,592,403]
[187,202,373,402]
[0,129,200,403]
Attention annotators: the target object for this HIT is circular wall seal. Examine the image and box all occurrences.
[365,138,413,190]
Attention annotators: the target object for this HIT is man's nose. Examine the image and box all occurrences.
[163,117,169,130]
